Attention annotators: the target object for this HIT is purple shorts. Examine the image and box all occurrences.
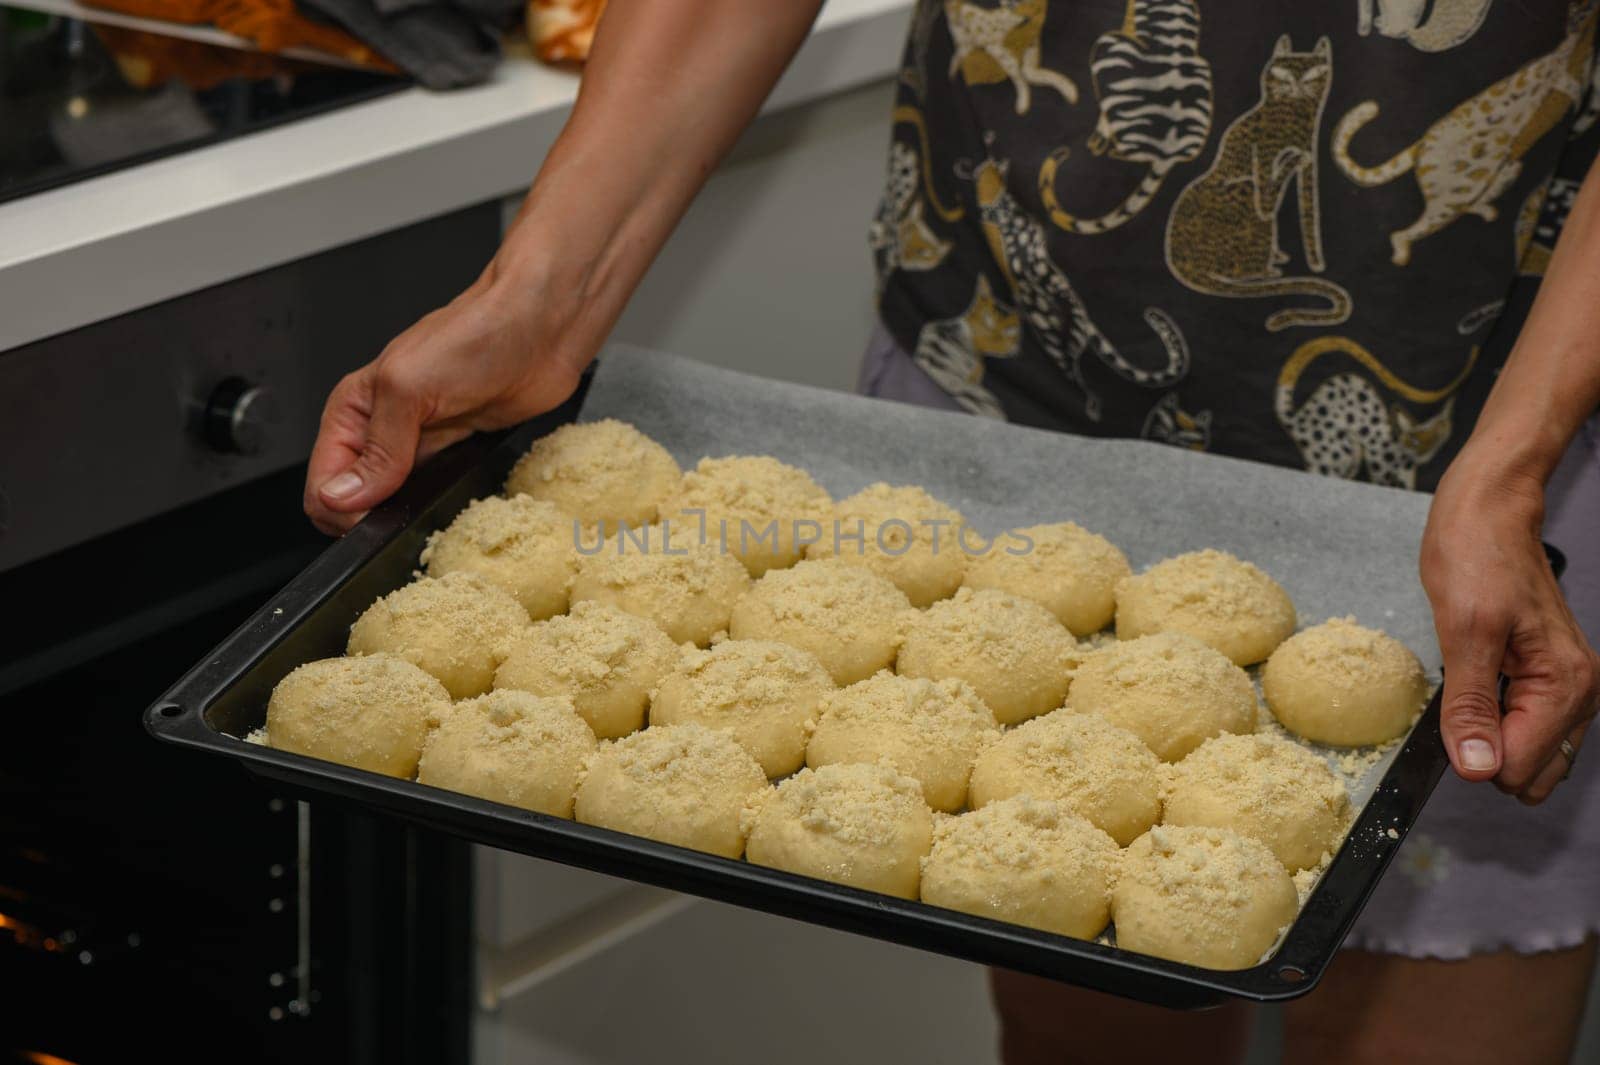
[860,325,1600,960]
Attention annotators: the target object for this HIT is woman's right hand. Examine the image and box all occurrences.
[301,0,824,534]
[303,262,586,535]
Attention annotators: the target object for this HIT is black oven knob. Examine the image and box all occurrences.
[203,377,277,455]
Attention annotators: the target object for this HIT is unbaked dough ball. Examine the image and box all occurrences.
[1113,825,1298,971]
[504,419,681,533]
[1115,549,1296,666]
[650,639,834,777]
[805,482,968,608]
[744,762,933,899]
[347,571,530,699]
[658,455,833,577]
[898,587,1079,726]
[920,796,1120,939]
[266,653,449,778]
[575,723,767,858]
[964,522,1131,636]
[416,689,596,816]
[1163,733,1350,872]
[969,709,1161,846]
[570,524,751,646]
[494,600,680,739]
[1262,617,1429,747]
[1069,633,1257,762]
[806,672,999,812]
[420,494,576,621]
[728,558,913,685]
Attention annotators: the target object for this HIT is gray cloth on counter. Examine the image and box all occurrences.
[301,0,520,89]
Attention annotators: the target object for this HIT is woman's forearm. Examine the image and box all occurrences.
[490,0,826,352]
[1422,158,1600,790]
[1453,159,1600,491]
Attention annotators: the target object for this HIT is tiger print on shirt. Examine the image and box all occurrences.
[976,155,1190,420]
[1040,0,1214,235]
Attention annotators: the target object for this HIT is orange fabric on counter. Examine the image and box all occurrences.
[83,0,395,70]
[527,0,603,63]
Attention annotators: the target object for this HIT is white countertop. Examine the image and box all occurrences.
[0,0,911,352]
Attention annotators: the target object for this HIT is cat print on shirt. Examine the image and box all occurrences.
[1515,175,1582,275]
[975,155,1190,420]
[1356,0,1494,52]
[1276,336,1479,488]
[1332,0,1599,266]
[870,140,954,288]
[1141,392,1213,450]
[911,274,1021,419]
[1166,36,1353,332]
[1454,170,1581,330]
[945,0,1079,114]
[892,105,966,222]
[1039,0,1214,235]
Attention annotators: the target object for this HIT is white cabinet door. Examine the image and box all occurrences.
[475,894,999,1065]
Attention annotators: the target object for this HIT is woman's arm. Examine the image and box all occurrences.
[1422,158,1600,801]
[305,0,826,533]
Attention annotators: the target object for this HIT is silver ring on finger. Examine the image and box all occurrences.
[1558,738,1578,781]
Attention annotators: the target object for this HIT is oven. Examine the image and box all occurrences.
[0,204,496,1064]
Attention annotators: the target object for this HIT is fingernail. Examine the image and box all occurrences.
[321,471,363,501]
[1459,739,1496,771]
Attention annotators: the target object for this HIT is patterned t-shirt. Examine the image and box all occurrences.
[872,0,1600,490]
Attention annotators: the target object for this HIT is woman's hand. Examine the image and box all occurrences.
[303,264,586,534]
[1421,451,1598,803]
[301,0,824,534]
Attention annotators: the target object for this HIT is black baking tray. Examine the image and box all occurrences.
[145,392,1453,1010]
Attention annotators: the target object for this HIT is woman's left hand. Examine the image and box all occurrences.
[1421,450,1598,803]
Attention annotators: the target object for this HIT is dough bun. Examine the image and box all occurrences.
[504,418,681,533]
[806,671,999,812]
[1115,549,1296,666]
[1163,732,1350,871]
[898,587,1079,726]
[969,709,1161,846]
[920,796,1119,939]
[1113,825,1298,970]
[963,522,1130,636]
[416,689,596,816]
[347,571,529,699]
[805,482,968,607]
[420,494,577,621]
[266,653,448,778]
[1069,633,1257,762]
[570,523,751,647]
[575,723,767,858]
[1262,617,1429,747]
[728,558,913,685]
[494,600,681,739]
[659,455,833,576]
[650,639,835,777]
[744,762,933,899]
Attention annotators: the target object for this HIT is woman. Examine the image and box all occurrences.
[304,1,1600,1061]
